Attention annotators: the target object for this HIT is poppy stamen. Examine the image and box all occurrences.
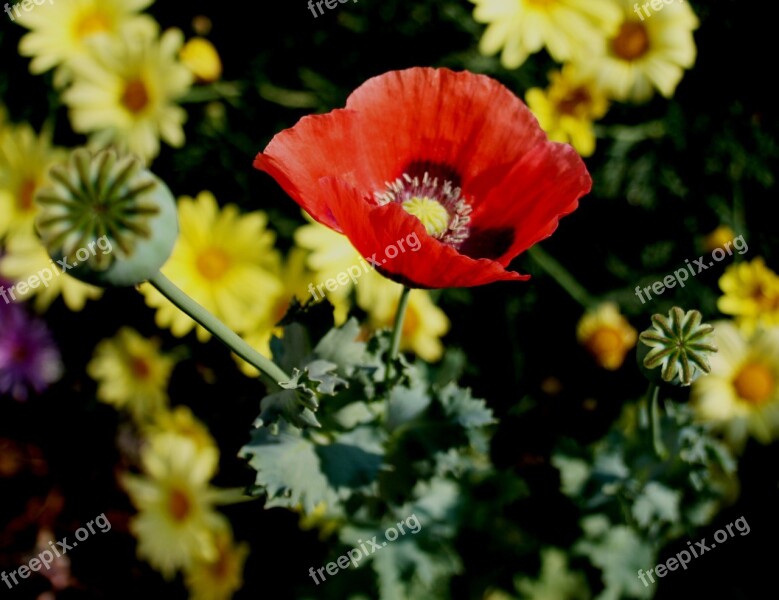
[374,171,472,247]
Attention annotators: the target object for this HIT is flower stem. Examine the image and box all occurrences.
[148,272,290,388]
[647,382,668,459]
[386,286,412,380]
[527,246,596,309]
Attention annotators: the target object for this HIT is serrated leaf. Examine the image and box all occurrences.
[574,523,654,600]
[270,322,312,374]
[258,389,322,429]
[552,454,591,497]
[304,359,348,395]
[240,424,335,512]
[515,548,590,600]
[314,318,368,375]
[438,383,494,429]
[317,427,384,495]
[632,482,681,530]
[387,385,431,432]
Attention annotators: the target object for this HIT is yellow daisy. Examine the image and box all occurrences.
[179,37,222,83]
[145,405,218,455]
[184,527,249,600]
[293,216,363,323]
[576,302,637,370]
[718,258,779,334]
[526,65,610,157]
[573,0,699,102]
[237,248,315,376]
[690,322,779,451]
[62,27,193,162]
[0,233,103,312]
[703,225,736,254]
[0,122,65,239]
[295,217,449,360]
[122,434,229,579]
[14,0,157,80]
[364,278,451,362]
[139,191,284,342]
[470,0,621,69]
[87,327,176,422]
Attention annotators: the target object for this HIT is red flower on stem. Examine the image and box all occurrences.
[254,67,591,289]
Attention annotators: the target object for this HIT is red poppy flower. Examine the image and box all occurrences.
[254,67,591,288]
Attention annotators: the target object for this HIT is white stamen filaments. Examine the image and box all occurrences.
[373,171,472,247]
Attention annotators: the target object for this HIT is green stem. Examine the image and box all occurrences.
[386,286,412,380]
[148,272,290,388]
[527,246,596,309]
[647,382,668,460]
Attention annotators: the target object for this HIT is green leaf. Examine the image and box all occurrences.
[438,383,495,429]
[575,518,655,600]
[632,482,681,530]
[515,548,591,600]
[317,427,385,495]
[240,424,335,512]
[314,317,369,376]
[387,385,431,432]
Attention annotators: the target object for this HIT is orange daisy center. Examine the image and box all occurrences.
[168,488,193,522]
[733,362,775,405]
[122,79,151,115]
[612,22,651,61]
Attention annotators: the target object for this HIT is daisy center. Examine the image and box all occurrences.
[197,248,231,281]
[18,178,37,212]
[733,362,775,405]
[588,327,624,355]
[612,22,650,61]
[557,87,592,116]
[76,11,111,39]
[168,488,192,522]
[753,284,779,311]
[131,357,151,380]
[375,171,472,247]
[121,79,151,115]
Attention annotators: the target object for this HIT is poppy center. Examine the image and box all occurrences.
[375,171,472,247]
[402,197,449,237]
[612,22,650,61]
[733,362,775,405]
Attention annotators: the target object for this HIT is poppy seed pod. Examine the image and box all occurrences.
[34,147,178,287]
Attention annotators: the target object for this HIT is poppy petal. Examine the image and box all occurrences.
[345,67,547,207]
[465,141,591,265]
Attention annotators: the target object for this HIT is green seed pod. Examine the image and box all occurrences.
[638,307,718,387]
[34,148,178,287]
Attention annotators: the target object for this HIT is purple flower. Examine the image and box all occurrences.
[0,301,63,401]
